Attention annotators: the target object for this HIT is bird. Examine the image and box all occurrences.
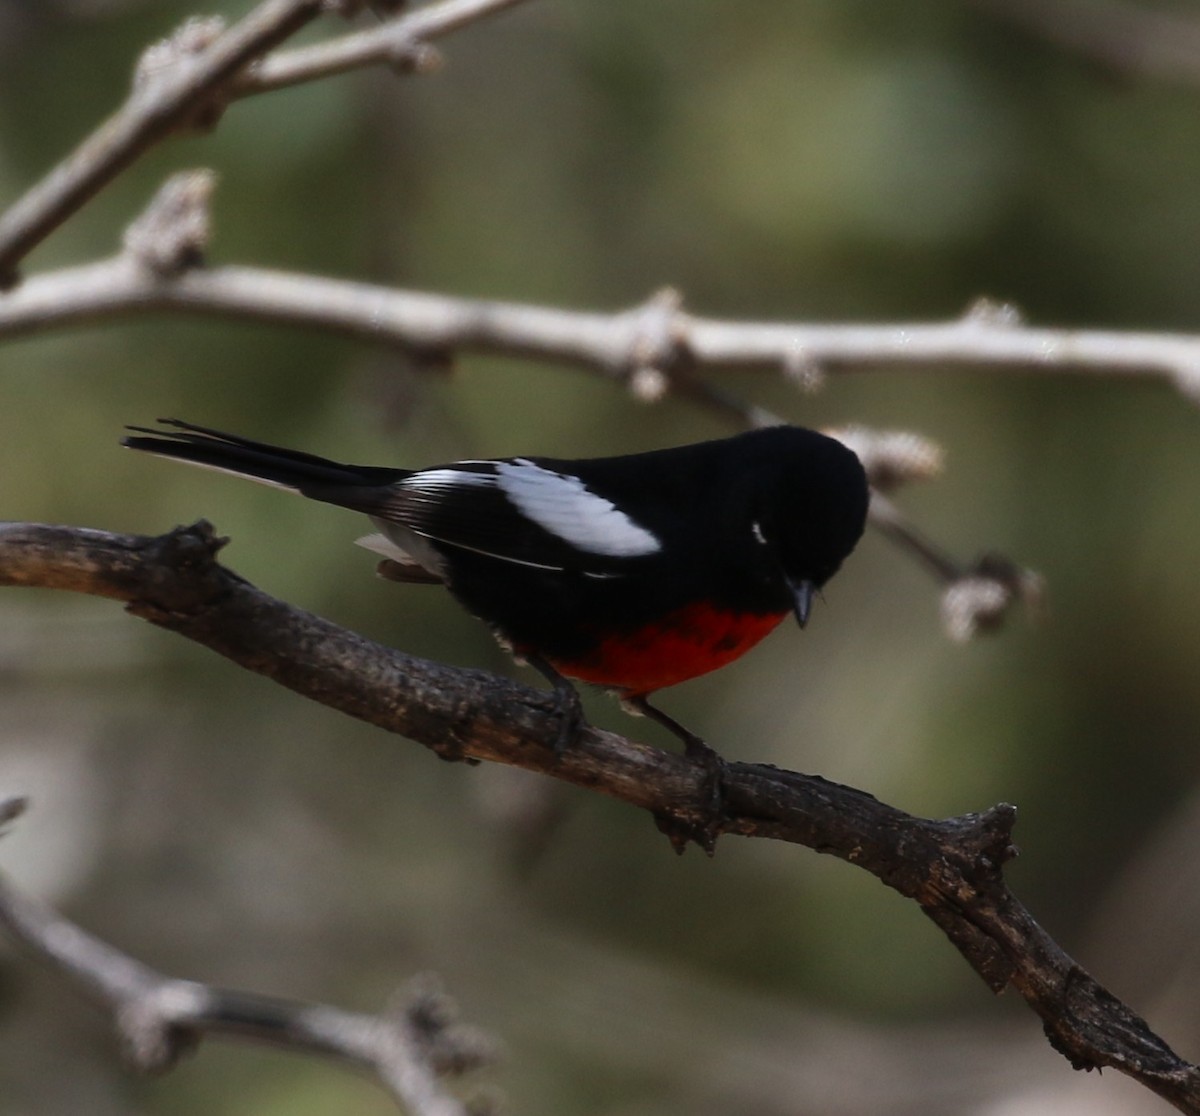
[122,419,869,760]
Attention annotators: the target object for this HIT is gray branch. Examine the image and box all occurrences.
[5,248,1200,393]
[0,0,325,284]
[0,798,492,1115]
[0,0,533,285]
[243,0,536,93]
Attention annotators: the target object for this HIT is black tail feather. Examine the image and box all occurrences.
[122,419,408,500]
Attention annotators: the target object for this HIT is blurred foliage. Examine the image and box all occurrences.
[2,1,1200,1114]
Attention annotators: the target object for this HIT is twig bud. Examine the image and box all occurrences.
[123,171,215,276]
[134,16,230,130]
[782,343,825,393]
[941,555,1045,641]
[827,425,944,491]
[962,296,1024,328]
[628,366,669,403]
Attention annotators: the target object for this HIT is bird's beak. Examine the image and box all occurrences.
[790,578,817,628]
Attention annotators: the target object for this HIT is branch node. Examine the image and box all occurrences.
[782,342,826,393]
[962,296,1025,328]
[1171,362,1200,405]
[133,16,231,132]
[387,37,444,75]
[967,802,1020,870]
[398,972,500,1076]
[941,554,1046,641]
[628,365,669,403]
[623,287,693,401]
[115,982,203,1073]
[127,521,232,623]
[122,171,216,277]
[828,425,944,492]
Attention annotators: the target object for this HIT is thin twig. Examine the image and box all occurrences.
[244,0,536,93]
[0,0,325,285]
[0,519,1197,1111]
[0,841,490,1114]
[0,0,536,285]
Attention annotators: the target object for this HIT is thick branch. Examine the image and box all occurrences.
[0,822,490,1114]
[1,519,1198,1110]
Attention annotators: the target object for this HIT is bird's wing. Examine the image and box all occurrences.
[373,458,663,573]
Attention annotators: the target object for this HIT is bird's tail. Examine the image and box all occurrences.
[121,419,408,506]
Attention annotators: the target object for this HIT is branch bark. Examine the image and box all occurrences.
[1,518,1197,1111]
[0,0,325,284]
[242,0,535,93]
[5,255,1200,396]
[0,0,533,285]
[0,814,492,1115]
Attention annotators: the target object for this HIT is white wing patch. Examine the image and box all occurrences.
[496,459,661,557]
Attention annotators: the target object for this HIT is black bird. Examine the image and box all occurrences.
[124,419,869,755]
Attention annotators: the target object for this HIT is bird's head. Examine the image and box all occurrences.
[746,427,870,627]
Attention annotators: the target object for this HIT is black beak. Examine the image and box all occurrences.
[790,578,817,628]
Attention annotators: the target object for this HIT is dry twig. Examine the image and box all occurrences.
[0,808,493,1116]
[0,0,532,286]
[0,0,324,285]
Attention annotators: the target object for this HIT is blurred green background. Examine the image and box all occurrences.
[2,1,1200,1113]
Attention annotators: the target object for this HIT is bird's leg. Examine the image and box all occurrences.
[620,694,715,760]
[524,653,588,754]
[622,694,727,851]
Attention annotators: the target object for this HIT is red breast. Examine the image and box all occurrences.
[547,602,788,695]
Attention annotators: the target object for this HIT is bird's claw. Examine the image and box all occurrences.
[550,683,587,754]
[653,736,727,855]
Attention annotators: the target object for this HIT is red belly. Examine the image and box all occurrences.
[549,602,787,694]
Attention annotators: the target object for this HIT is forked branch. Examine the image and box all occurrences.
[0,801,492,1116]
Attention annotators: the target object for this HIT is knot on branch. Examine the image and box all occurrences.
[133,16,230,131]
[127,521,232,624]
[397,973,500,1077]
[624,288,693,403]
[122,171,215,277]
[115,982,203,1073]
[941,554,1045,642]
[951,802,1020,874]
[828,425,944,492]
[782,343,826,393]
[962,296,1025,329]
[385,36,444,76]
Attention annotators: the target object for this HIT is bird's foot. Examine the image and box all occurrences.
[526,653,589,755]
[625,695,727,853]
[549,678,587,754]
